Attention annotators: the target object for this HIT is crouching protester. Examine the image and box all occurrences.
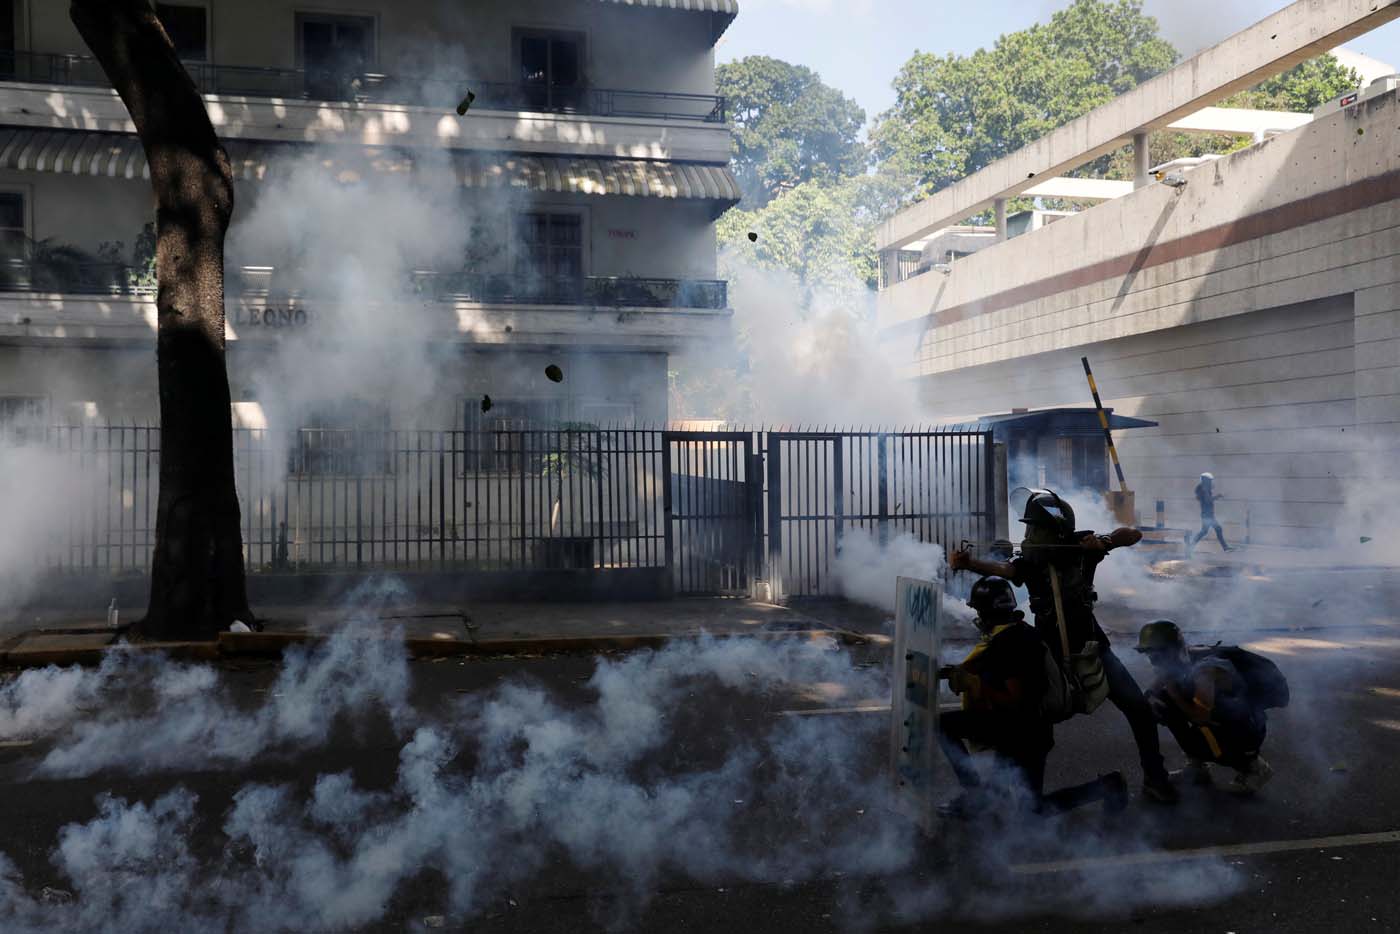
[1135,620,1287,794]
[936,576,1128,819]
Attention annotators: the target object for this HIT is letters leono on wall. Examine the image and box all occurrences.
[232,306,312,328]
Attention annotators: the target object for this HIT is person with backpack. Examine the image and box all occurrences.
[935,576,1128,819]
[949,489,1178,804]
[1134,620,1285,794]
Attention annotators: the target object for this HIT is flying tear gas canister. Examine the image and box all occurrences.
[891,576,943,833]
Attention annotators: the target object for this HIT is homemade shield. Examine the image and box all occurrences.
[890,576,943,832]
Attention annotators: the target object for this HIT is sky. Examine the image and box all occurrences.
[717,0,1400,124]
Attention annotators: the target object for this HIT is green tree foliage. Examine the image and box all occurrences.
[872,0,1175,198]
[1234,54,1363,112]
[718,55,868,206]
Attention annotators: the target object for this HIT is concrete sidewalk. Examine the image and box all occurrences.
[0,598,868,668]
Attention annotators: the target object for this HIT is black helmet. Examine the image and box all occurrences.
[967,576,1018,615]
[1020,489,1076,537]
[1134,620,1185,653]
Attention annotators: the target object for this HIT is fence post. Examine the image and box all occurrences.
[747,443,764,595]
[988,434,1004,546]
[661,434,674,595]
[832,436,845,555]
[765,434,783,602]
[877,433,889,547]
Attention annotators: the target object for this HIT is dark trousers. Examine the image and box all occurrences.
[1151,693,1264,771]
[1190,517,1228,549]
[1100,646,1169,782]
[938,710,1113,814]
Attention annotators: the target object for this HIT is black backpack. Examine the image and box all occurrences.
[1190,645,1290,709]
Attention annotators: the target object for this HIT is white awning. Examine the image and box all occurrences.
[593,0,737,41]
[0,129,740,204]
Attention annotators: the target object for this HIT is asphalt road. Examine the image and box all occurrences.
[0,612,1397,933]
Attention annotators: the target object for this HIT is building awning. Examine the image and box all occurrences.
[0,129,741,205]
[593,0,738,42]
[939,407,1159,435]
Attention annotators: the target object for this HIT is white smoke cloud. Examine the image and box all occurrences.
[0,624,1265,931]
[0,623,413,777]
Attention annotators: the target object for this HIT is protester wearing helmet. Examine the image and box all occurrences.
[1135,620,1274,794]
[948,489,1178,804]
[935,576,1128,819]
[1186,472,1231,556]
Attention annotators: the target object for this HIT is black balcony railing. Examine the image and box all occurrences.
[0,50,727,123]
[404,272,728,309]
[0,261,729,310]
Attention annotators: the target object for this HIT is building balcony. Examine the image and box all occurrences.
[0,50,726,123]
[0,51,731,161]
[0,261,727,311]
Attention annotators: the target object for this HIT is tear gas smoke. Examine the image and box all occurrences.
[0,444,86,618]
[673,252,924,426]
[0,631,1248,931]
[0,624,412,777]
[833,528,976,627]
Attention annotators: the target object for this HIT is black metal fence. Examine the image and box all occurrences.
[0,261,729,311]
[3,426,995,598]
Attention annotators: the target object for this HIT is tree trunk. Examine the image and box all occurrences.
[71,0,252,640]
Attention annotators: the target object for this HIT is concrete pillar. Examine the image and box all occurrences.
[1133,131,1151,189]
[994,198,1008,241]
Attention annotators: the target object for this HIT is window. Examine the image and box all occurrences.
[516,30,584,111]
[0,191,25,263]
[0,395,46,443]
[0,395,45,428]
[464,398,564,472]
[0,0,15,80]
[156,4,208,61]
[514,211,583,282]
[289,402,392,476]
[298,13,375,100]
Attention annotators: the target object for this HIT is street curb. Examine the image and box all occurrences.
[0,626,867,669]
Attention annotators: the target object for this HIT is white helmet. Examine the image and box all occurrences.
[1200,472,1214,481]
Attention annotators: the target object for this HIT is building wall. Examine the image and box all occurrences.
[24,0,716,96]
[877,90,1400,546]
[920,297,1357,545]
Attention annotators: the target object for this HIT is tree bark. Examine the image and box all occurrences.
[71,0,252,640]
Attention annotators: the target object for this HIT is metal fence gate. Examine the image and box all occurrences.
[662,431,760,596]
[4,425,995,600]
[761,430,997,599]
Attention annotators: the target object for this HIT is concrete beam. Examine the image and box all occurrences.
[875,0,1400,250]
[1022,176,1134,202]
[1165,106,1312,136]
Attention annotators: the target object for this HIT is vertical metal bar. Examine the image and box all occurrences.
[661,433,674,588]
[518,432,528,569]
[833,436,845,560]
[772,436,784,599]
[877,433,889,548]
[438,430,447,570]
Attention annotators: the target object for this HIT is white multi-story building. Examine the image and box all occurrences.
[0,0,738,433]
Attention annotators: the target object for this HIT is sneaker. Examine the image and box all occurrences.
[1101,771,1129,813]
[1142,773,1180,804]
[1170,759,1214,787]
[1228,756,1273,795]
